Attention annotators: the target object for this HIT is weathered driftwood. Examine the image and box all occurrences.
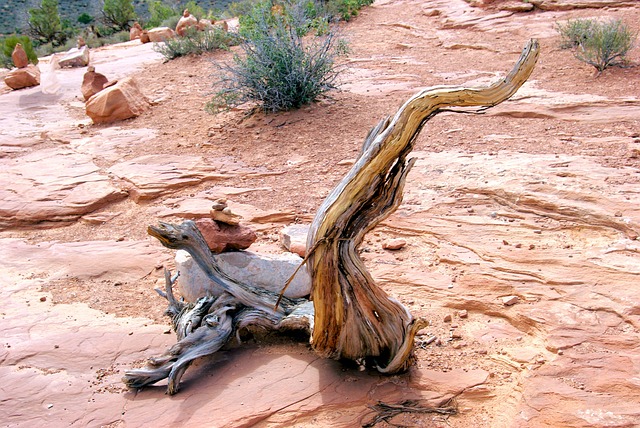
[306,39,539,372]
[123,222,312,394]
[123,39,539,394]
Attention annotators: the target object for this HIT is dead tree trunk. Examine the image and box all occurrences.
[306,39,539,372]
[123,39,539,393]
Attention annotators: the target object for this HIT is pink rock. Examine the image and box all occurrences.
[502,295,519,306]
[195,218,257,253]
[85,76,149,124]
[197,19,214,31]
[4,64,40,89]
[11,43,28,68]
[140,30,150,43]
[147,27,175,42]
[382,238,407,250]
[458,309,468,318]
[130,22,143,40]
[176,9,198,36]
[81,66,109,101]
[282,224,309,257]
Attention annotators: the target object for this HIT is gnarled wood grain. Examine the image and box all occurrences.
[307,39,539,373]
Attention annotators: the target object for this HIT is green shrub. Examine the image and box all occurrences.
[209,0,348,113]
[325,0,374,21]
[556,19,596,49]
[224,0,257,19]
[1,35,39,68]
[154,26,240,61]
[103,0,137,31]
[160,15,181,30]
[557,18,637,72]
[146,0,177,28]
[77,13,94,25]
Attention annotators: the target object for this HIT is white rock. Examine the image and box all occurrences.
[281,224,309,257]
[175,249,311,303]
[502,295,519,306]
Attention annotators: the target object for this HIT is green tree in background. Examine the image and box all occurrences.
[28,0,64,45]
[146,0,176,28]
[103,0,138,31]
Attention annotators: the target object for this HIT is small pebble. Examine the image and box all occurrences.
[443,314,452,322]
[458,309,468,318]
[382,238,407,250]
[39,296,47,302]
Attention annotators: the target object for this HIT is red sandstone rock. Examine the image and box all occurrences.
[85,76,149,124]
[176,9,198,36]
[81,66,109,101]
[11,43,28,68]
[195,218,257,253]
[147,27,175,42]
[140,30,150,43]
[130,22,143,40]
[382,238,407,250]
[4,64,40,89]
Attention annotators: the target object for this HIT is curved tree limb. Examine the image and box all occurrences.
[307,39,539,373]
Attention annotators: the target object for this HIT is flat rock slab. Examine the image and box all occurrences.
[2,238,167,281]
[108,155,276,202]
[0,148,126,228]
[371,150,640,426]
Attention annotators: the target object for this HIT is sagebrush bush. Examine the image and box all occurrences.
[154,27,241,61]
[557,18,637,72]
[208,0,348,113]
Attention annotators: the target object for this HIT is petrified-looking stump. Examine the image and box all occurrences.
[124,39,539,394]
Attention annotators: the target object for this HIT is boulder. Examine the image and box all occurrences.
[175,249,311,302]
[58,46,90,68]
[176,9,198,36]
[85,76,149,124]
[11,43,28,68]
[4,64,40,90]
[197,19,214,31]
[281,224,309,257]
[130,22,143,40]
[81,66,109,101]
[147,27,175,42]
[140,30,150,44]
[195,218,257,253]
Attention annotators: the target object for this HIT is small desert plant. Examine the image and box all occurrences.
[557,18,597,49]
[209,0,348,113]
[154,26,240,61]
[557,18,637,73]
[325,0,374,21]
[1,35,39,68]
